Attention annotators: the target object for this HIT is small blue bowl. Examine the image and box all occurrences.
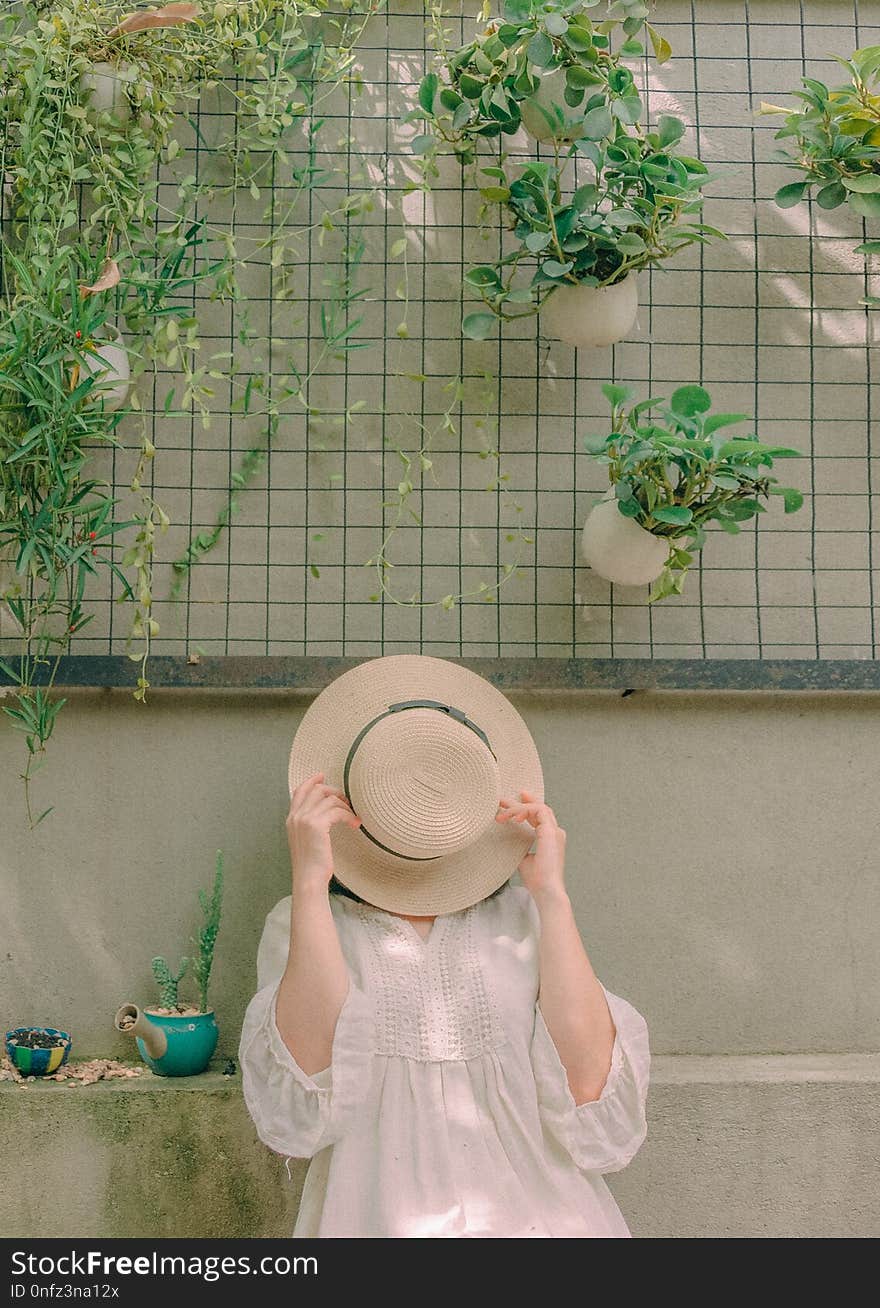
[5,1026,72,1076]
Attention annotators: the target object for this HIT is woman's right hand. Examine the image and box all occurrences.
[286,771,362,889]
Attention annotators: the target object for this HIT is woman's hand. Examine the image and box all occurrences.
[495,789,567,904]
[286,771,362,890]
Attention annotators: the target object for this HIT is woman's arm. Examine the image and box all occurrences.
[496,790,616,1105]
[274,771,363,1076]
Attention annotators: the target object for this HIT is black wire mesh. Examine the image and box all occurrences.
[2,0,879,669]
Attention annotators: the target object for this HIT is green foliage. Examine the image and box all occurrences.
[191,851,224,1014]
[0,0,377,823]
[584,383,805,601]
[149,849,225,1012]
[762,46,880,303]
[416,1,722,332]
[151,956,189,1011]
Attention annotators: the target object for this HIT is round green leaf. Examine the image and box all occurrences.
[841,172,880,193]
[815,181,846,209]
[577,104,613,140]
[526,32,555,67]
[462,312,497,340]
[544,13,568,37]
[847,190,880,219]
[669,385,712,417]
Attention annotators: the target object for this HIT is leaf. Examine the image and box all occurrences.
[669,385,712,417]
[657,115,685,147]
[410,134,434,154]
[541,259,573,278]
[544,13,568,37]
[462,312,496,340]
[107,3,198,36]
[526,32,554,67]
[601,382,633,409]
[702,412,750,436]
[774,181,809,208]
[79,258,121,298]
[847,191,880,219]
[778,486,805,513]
[583,432,608,454]
[815,181,846,209]
[841,172,880,193]
[578,104,614,140]
[525,231,553,253]
[647,24,672,64]
[854,240,880,254]
[652,505,693,525]
[418,73,438,114]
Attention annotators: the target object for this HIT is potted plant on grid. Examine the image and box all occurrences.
[581,383,806,601]
[415,0,721,346]
[115,852,224,1077]
[762,44,880,305]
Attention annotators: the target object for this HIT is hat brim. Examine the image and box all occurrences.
[288,655,544,915]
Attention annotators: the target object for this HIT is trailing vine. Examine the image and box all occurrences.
[0,0,381,825]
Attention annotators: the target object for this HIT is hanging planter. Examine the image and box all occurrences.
[418,13,722,345]
[582,487,671,585]
[77,326,131,412]
[582,382,806,601]
[541,272,639,348]
[81,62,141,122]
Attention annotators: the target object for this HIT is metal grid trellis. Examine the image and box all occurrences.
[3,0,880,688]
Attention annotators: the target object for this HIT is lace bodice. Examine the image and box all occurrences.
[353,902,506,1061]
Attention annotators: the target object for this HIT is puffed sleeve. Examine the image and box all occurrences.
[238,894,376,1159]
[522,891,650,1174]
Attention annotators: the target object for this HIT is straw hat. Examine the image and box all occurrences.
[288,655,543,915]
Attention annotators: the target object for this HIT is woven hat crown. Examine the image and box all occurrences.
[346,705,501,860]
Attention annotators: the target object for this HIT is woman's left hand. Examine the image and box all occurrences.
[496,790,567,902]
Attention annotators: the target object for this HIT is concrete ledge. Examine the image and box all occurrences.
[2,1056,878,1239]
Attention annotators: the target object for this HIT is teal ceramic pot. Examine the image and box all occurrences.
[137,1010,218,1077]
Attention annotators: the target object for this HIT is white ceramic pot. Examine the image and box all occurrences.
[82,62,134,120]
[520,69,586,143]
[81,63,153,125]
[581,489,670,586]
[541,273,639,348]
[80,328,131,412]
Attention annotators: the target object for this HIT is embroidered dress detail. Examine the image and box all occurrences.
[355,903,505,1062]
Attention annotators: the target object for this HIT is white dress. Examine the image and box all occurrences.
[239,881,650,1238]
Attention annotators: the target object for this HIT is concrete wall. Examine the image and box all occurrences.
[3,687,880,1058]
[4,1055,878,1239]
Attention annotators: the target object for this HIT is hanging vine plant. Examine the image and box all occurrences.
[0,0,380,825]
[412,0,723,348]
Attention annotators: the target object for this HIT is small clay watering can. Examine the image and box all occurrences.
[114,1003,218,1077]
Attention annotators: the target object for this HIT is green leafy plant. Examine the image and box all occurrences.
[762,45,880,304]
[151,956,189,1011]
[191,851,224,1015]
[584,383,805,601]
[149,849,224,1013]
[0,0,378,824]
[415,1,722,337]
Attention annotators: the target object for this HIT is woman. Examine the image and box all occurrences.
[239,654,649,1238]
